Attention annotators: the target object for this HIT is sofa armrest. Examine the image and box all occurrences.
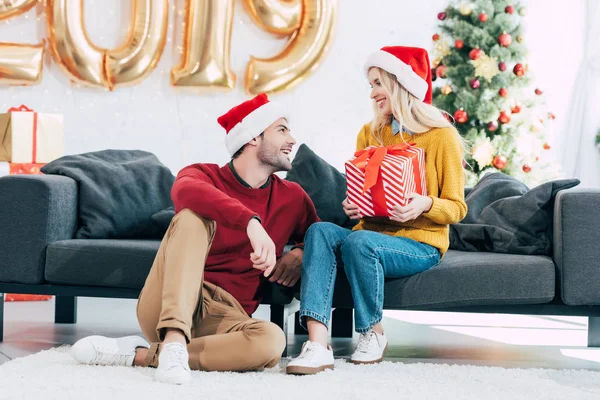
[0,175,78,284]
[554,187,600,305]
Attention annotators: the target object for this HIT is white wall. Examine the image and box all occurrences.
[0,0,587,174]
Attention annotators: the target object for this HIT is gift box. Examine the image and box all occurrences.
[0,104,64,163]
[345,143,427,217]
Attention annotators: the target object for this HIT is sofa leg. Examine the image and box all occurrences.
[331,308,353,338]
[55,296,77,324]
[588,317,600,347]
[270,305,289,357]
[0,293,4,342]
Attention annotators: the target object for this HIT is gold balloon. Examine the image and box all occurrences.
[171,0,236,93]
[0,41,45,85]
[459,3,473,16]
[105,0,168,90]
[245,0,337,95]
[0,0,37,20]
[46,0,168,90]
[242,0,301,36]
[441,84,452,95]
[46,0,107,88]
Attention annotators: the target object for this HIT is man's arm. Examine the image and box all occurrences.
[171,165,258,231]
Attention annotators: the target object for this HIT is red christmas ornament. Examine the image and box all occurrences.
[498,62,507,71]
[438,12,447,20]
[436,65,447,79]
[469,48,482,60]
[499,88,508,97]
[455,39,464,49]
[513,63,525,77]
[493,155,508,170]
[487,120,499,132]
[470,78,480,89]
[432,33,440,41]
[543,143,551,150]
[499,110,511,124]
[454,108,468,124]
[498,32,512,47]
[522,164,532,173]
[479,13,489,22]
[510,101,522,114]
[535,88,543,95]
[506,5,515,14]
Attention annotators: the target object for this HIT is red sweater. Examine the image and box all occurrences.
[171,163,319,315]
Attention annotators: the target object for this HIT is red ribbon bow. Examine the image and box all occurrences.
[7,104,38,163]
[350,143,415,193]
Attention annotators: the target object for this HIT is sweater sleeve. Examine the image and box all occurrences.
[290,189,321,249]
[171,166,257,231]
[422,128,468,225]
[356,124,369,151]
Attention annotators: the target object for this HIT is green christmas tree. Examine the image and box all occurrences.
[431,0,561,187]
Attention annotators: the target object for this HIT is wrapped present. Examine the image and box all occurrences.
[345,143,427,217]
[0,104,64,163]
[4,294,52,302]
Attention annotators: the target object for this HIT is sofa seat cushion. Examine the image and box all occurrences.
[332,250,556,309]
[45,239,160,289]
[44,239,296,305]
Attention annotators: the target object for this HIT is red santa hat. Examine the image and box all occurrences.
[218,93,289,156]
[363,46,433,104]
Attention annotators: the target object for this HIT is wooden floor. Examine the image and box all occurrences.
[2,297,600,371]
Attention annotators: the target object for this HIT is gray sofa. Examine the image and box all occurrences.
[1,174,600,349]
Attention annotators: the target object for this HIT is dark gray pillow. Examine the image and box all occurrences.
[450,172,580,255]
[42,150,175,239]
[286,144,356,228]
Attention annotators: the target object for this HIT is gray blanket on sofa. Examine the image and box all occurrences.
[449,173,579,255]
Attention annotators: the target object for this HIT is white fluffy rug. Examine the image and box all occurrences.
[2,347,600,400]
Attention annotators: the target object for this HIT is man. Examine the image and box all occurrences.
[71,93,319,385]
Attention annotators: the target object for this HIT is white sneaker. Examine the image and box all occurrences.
[286,341,335,375]
[155,342,192,385]
[71,335,149,366]
[350,330,388,364]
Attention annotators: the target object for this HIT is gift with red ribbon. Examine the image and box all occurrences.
[345,143,427,217]
[0,104,64,163]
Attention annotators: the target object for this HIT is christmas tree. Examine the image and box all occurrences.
[431,0,561,187]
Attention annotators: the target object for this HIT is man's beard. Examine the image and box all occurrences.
[257,140,292,172]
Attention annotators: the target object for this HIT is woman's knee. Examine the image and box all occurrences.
[306,222,344,243]
[340,230,373,257]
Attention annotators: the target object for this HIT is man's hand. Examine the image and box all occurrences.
[266,248,303,287]
[389,193,433,223]
[343,197,362,220]
[247,218,276,276]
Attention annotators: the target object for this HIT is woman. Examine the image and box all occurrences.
[286,46,467,375]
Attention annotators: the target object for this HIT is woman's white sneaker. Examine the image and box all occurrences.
[155,342,192,385]
[350,330,388,364]
[286,341,335,375]
[70,335,149,366]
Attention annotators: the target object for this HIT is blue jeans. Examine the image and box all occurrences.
[299,222,440,333]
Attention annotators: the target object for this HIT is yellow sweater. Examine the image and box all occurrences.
[353,123,467,255]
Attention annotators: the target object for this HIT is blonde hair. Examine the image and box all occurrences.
[369,67,453,145]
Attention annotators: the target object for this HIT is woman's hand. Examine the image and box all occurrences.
[389,193,432,223]
[342,197,362,220]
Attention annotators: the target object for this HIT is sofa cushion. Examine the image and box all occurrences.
[331,250,555,309]
[45,239,160,289]
[44,239,295,305]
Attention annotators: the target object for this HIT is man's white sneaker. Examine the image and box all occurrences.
[286,341,335,375]
[155,342,192,385]
[71,335,149,366]
[350,330,388,364]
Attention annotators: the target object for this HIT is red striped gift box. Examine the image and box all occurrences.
[345,144,427,217]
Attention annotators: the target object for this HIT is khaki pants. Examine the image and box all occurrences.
[136,209,286,371]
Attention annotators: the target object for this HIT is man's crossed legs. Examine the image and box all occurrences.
[71,209,286,384]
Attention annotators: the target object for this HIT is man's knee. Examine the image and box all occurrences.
[249,321,286,367]
[171,208,216,236]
